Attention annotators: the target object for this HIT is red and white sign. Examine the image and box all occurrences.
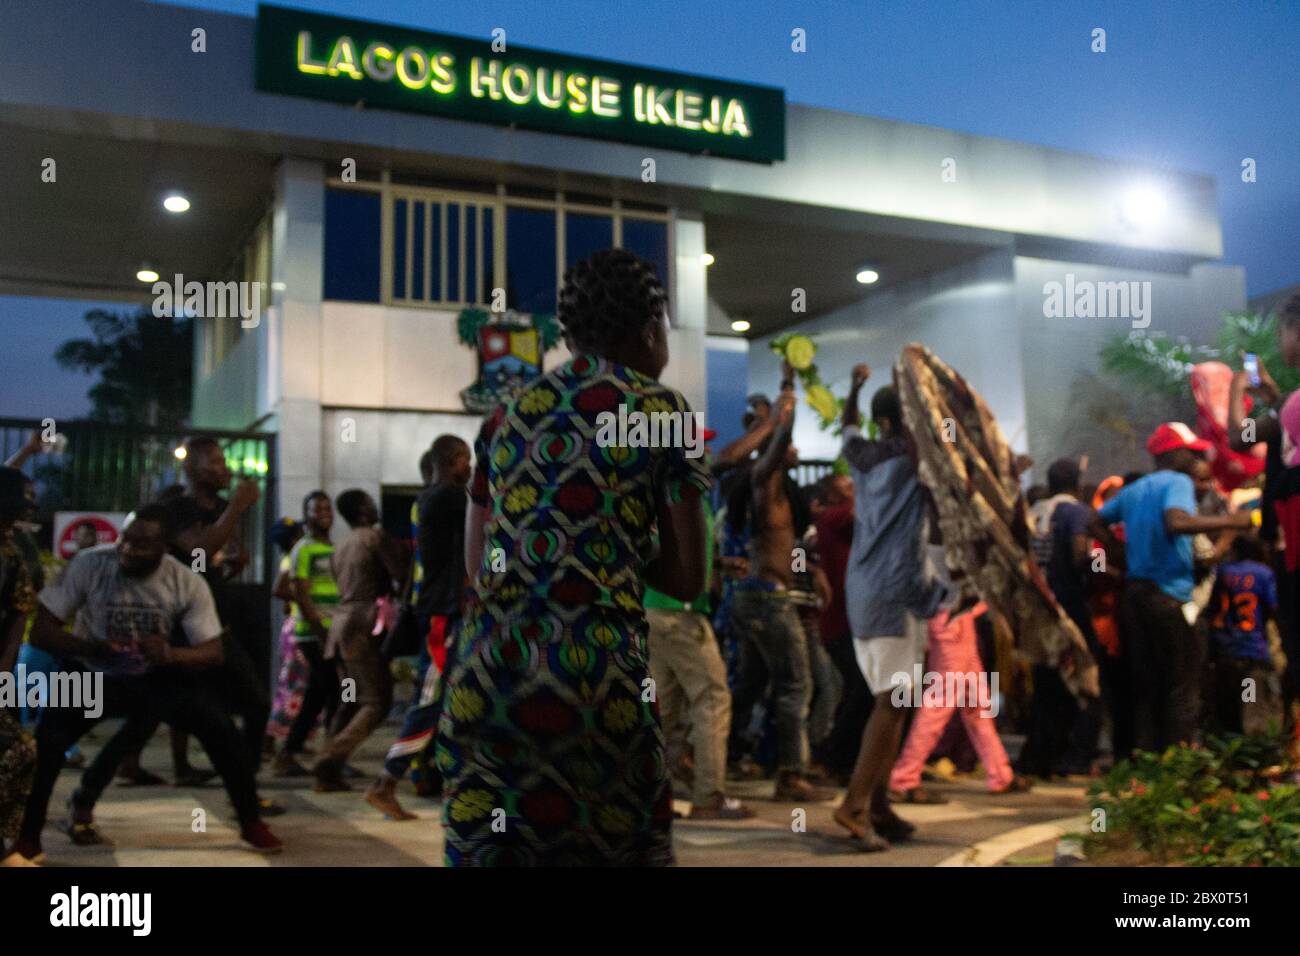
[53,511,127,560]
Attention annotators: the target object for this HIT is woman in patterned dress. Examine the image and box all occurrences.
[0,468,38,866]
[437,249,711,866]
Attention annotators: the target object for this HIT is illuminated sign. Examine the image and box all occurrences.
[254,5,785,163]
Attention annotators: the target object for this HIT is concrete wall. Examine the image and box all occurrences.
[748,250,1023,462]
[1,0,1225,261]
[319,407,482,508]
[1013,257,1246,479]
[746,250,1247,479]
[192,318,262,430]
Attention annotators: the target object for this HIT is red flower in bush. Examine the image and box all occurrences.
[1201,844,1211,855]
[1257,790,1270,801]
[1262,814,1273,825]
[1133,783,1148,796]
[1188,804,1200,815]
[1231,804,1241,813]
[555,482,599,513]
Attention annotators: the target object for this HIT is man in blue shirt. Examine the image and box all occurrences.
[1097,422,1252,752]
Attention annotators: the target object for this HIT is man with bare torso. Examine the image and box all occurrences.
[725,364,832,802]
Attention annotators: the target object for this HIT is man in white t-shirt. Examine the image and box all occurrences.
[8,504,283,862]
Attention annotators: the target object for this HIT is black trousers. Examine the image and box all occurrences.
[82,632,270,787]
[284,639,340,755]
[21,670,260,842]
[1016,664,1077,777]
[818,634,873,776]
[1120,578,1203,753]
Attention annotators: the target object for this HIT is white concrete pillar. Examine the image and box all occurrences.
[665,211,708,420]
[269,157,325,520]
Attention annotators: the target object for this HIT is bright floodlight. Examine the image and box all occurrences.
[136,267,160,283]
[731,319,751,332]
[163,194,191,213]
[701,253,716,266]
[1121,186,1167,227]
[173,446,188,460]
[855,268,880,285]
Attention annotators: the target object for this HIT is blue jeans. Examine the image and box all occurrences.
[726,591,812,773]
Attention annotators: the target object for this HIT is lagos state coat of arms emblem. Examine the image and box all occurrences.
[457,307,561,414]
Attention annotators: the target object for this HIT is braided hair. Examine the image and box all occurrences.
[558,249,667,357]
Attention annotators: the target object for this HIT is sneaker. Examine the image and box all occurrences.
[239,821,284,854]
[688,796,756,820]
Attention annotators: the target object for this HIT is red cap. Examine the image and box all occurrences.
[1146,422,1211,456]
[702,428,718,441]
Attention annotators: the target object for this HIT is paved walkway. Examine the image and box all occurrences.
[26,718,1089,867]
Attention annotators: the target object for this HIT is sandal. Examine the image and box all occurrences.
[872,814,916,842]
[990,775,1033,794]
[890,786,949,805]
[57,818,114,847]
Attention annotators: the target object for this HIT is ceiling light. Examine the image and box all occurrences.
[730,319,750,333]
[136,265,160,283]
[855,268,880,285]
[163,194,191,213]
[1120,186,1167,228]
[701,253,715,266]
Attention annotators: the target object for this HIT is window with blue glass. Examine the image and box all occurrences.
[323,188,381,302]
[337,185,669,315]
[565,212,613,272]
[506,206,557,314]
[621,218,670,303]
[389,195,495,307]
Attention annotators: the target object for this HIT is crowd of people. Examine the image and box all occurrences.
[2,247,1299,866]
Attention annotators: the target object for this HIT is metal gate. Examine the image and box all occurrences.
[1,417,277,585]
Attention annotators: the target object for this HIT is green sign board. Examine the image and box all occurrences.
[254,4,785,163]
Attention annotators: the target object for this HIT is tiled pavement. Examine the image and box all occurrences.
[25,718,1089,867]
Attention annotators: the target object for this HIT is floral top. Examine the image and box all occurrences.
[469,354,711,617]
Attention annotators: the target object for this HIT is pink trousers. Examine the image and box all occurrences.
[888,605,1013,793]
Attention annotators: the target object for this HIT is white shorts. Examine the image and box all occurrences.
[853,613,927,696]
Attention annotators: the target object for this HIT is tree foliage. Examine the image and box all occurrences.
[1099,311,1300,405]
[54,309,193,428]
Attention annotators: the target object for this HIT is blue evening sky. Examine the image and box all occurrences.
[3,0,1297,420]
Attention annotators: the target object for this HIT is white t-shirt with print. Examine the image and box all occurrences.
[39,545,223,675]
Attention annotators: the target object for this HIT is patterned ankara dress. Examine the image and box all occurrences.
[436,355,712,866]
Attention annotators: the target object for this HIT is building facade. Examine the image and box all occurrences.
[1,0,1245,526]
